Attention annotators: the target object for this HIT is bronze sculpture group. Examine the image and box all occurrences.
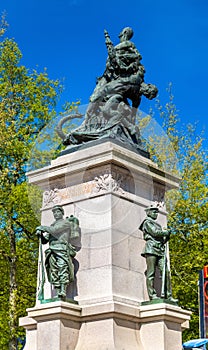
[56,27,158,152]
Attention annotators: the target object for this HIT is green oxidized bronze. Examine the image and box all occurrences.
[56,27,158,153]
[139,205,177,303]
[36,205,80,300]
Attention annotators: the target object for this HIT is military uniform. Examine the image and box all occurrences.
[139,206,175,302]
[42,219,76,291]
[37,205,79,298]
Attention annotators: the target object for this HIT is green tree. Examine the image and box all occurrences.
[0,28,62,349]
[168,129,208,340]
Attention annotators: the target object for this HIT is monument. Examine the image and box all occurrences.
[20,27,191,350]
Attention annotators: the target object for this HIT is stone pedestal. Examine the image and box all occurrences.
[20,300,190,350]
[20,141,191,349]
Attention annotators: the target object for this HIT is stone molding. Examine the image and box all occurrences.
[21,300,191,327]
[27,142,180,191]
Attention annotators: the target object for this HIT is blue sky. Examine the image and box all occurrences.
[0,0,207,147]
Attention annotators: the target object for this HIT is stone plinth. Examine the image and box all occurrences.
[20,302,81,350]
[20,140,190,349]
[20,300,191,350]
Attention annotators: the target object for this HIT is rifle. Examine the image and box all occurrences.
[161,242,167,299]
[37,232,45,301]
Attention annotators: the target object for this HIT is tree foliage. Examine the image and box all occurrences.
[169,130,207,340]
[0,26,62,349]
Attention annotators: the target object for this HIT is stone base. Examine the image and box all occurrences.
[20,300,191,350]
[22,141,190,349]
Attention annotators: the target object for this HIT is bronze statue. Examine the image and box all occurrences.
[139,205,177,303]
[36,205,80,299]
[56,27,158,153]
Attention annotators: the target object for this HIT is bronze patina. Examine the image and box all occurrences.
[36,205,79,300]
[139,206,177,303]
[56,27,158,153]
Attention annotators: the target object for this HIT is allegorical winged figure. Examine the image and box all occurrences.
[56,27,158,154]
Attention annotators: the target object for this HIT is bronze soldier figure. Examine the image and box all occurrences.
[139,206,177,303]
[36,205,79,298]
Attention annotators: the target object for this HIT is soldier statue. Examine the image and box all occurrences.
[139,205,177,303]
[36,205,79,299]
